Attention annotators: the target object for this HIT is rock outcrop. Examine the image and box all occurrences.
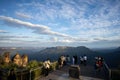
[3,52,11,64]
[13,53,22,66]
[1,52,28,67]
[22,54,28,67]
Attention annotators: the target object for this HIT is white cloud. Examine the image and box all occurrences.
[0,16,71,37]
[0,35,47,45]
[50,37,58,42]
[0,30,8,33]
[0,0,120,47]
[16,12,32,19]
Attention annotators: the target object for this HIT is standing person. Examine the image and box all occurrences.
[7,69,16,80]
[72,56,75,65]
[43,58,51,76]
[61,55,64,67]
[58,57,62,68]
[98,56,104,67]
[83,55,87,66]
[95,60,102,72]
[63,55,66,66]
[74,55,78,64]
[80,56,83,64]
[94,56,98,70]
[66,55,70,65]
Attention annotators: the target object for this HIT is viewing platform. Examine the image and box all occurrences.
[0,60,111,80]
[40,63,109,80]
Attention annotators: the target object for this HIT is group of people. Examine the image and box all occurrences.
[94,56,104,71]
[80,55,87,66]
[57,54,88,68]
[40,55,88,76]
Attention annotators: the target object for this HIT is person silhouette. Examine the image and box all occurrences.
[43,58,51,76]
[83,55,87,66]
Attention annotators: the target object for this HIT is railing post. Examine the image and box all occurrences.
[104,62,111,80]
[109,69,111,80]
[21,70,22,80]
[29,70,31,80]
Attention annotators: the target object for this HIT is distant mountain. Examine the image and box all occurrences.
[36,46,98,62]
[91,46,120,54]
[101,46,120,68]
[36,46,120,68]
[1,46,120,68]
[114,47,120,52]
[39,46,94,55]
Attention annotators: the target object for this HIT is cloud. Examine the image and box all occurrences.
[93,38,108,41]
[0,0,120,47]
[0,35,31,39]
[0,16,71,37]
[15,12,32,19]
[49,36,89,43]
[0,30,8,33]
[16,0,84,21]
[0,35,34,42]
[0,35,46,45]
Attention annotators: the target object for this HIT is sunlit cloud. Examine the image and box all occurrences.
[0,16,71,37]
[0,0,120,47]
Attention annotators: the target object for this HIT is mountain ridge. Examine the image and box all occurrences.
[39,46,94,54]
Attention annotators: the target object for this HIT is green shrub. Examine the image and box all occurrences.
[26,60,44,80]
[0,60,59,80]
[38,62,43,66]
[0,63,18,70]
[31,67,43,80]
[27,60,39,69]
[50,61,58,71]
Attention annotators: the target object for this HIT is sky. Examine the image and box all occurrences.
[0,0,120,48]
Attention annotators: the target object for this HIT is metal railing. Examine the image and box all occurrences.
[103,62,111,80]
[0,61,58,80]
[29,66,43,80]
[0,67,43,80]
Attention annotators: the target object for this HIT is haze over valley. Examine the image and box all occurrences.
[0,46,120,69]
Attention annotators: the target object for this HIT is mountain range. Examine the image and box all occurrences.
[36,46,120,68]
[0,46,120,68]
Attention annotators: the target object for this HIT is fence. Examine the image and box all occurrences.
[0,67,43,80]
[0,61,58,80]
[29,67,43,80]
[103,62,111,80]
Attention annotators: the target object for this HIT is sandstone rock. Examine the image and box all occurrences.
[22,54,28,67]
[3,52,11,64]
[13,53,22,66]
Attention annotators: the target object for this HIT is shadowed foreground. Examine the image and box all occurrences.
[40,64,107,80]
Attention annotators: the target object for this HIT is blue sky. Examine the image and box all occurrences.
[0,0,120,48]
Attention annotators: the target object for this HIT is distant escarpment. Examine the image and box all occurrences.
[36,46,97,61]
[39,46,94,54]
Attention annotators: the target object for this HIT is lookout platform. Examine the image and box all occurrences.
[40,64,108,80]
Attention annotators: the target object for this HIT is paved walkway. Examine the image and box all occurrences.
[40,64,106,80]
